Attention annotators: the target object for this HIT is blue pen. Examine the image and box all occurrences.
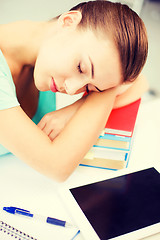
[3,206,74,228]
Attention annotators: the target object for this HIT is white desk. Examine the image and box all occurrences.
[0,98,160,240]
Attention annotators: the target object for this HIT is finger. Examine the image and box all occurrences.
[41,124,53,136]
[48,130,59,141]
[37,117,48,130]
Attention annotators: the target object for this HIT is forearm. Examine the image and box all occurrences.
[114,74,149,108]
[60,94,87,120]
[0,88,116,182]
[51,88,117,180]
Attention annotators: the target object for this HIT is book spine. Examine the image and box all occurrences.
[79,164,118,171]
[93,144,131,151]
[99,134,131,142]
[80,156,128,170]
[104,128,132,137]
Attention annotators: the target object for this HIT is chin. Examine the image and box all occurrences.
[34,80,48,92]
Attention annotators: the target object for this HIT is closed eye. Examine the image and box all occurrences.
[86,84,89,93]
[77,63,83,74]
[95,87,103,92]
[85,85,102,93]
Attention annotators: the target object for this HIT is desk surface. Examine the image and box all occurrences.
[0,98,160,240]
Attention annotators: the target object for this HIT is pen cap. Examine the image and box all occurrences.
[3,207,19,214]
[46,217,66,227]
[3,206,31,214]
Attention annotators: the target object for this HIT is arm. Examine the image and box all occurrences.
[38,74,148,140]
[0,87,117,182]
[114,74,149,108]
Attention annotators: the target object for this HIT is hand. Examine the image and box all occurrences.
[37,107,74,141]
[37,95,87,140]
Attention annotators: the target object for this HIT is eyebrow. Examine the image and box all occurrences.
[89,56,103,93]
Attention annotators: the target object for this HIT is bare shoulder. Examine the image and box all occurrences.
[114,74,149,108]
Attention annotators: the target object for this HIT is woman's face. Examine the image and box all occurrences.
[34,17,122,95]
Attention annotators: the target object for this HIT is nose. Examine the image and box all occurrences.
[64,78,88,95]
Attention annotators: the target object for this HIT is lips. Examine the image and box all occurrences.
[50,77,58,92]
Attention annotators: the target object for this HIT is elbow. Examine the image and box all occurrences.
[55,172,71,183]
[56,176,70,183]
[43,148,79,182]
[49,165,75,183]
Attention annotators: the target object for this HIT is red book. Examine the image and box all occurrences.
[104,99,141,137]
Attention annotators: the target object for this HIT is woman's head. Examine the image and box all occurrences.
[34,1,148,95]
[70,1,148,82]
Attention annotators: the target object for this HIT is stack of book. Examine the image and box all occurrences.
[80,99,141,170]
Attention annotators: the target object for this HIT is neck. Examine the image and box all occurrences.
[0,20,57,74]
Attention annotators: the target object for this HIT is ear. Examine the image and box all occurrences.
[58,11,82,28]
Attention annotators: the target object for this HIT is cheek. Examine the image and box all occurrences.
[35,39,76,88]
[97,73,121,91]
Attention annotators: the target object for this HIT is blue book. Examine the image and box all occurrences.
[93,134,131,151]
[81,134,134,170]
[81,149,129,170]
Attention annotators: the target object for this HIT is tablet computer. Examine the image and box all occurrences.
[61,167,160,240]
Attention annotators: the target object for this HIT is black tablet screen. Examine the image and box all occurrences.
[71,168,160,239]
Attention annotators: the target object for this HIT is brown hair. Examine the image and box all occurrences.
[70,1,148,82]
